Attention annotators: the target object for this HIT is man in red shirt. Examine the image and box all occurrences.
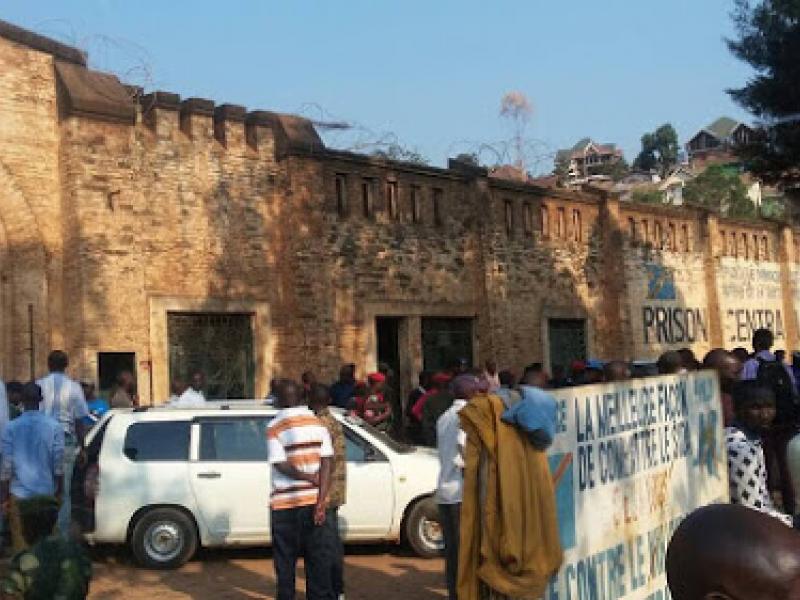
[357,373,392,432]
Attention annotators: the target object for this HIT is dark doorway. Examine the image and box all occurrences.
[167,312,255,399]
[548,318,587,375]
[376,316,401,385]
[98,352,136,398]
[376,317,402,436]
[422,317,474,373]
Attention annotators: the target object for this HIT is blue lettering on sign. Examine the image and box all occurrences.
[694,410,719,477]
[547,544,627,600]
[549,454,577,551]
[693,377,712,404]
[646,264,676,300]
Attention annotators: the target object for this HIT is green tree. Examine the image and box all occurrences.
[553,155,570,182]
[727,0,800,188]
[588,157,630,181]
[631,188,666,205]
[633,124,679,177]
[683,165,755,218]
[761,195,788,219]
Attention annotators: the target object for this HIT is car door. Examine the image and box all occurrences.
[188,416,271,544]
[337,424,394,538]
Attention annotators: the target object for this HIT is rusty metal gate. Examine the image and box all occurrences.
[167,312,255,399]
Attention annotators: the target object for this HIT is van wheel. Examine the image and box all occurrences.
[404,497,444,558]
[131,508,198,569]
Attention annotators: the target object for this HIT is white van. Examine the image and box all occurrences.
[74,404,443,568]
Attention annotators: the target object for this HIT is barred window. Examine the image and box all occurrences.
[505,200,514,236]
[433,188,444,227]
[541,206,550,238]
[361,178,375,218]
[386,180,398,220]
[335,174,348,217]
[411,186,422,224]
[523,202,533,235]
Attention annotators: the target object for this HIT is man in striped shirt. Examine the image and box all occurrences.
[267,380,335,600]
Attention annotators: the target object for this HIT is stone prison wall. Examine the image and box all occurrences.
[0,20,799,404]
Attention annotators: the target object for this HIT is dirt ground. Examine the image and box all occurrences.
[88,545,447,600]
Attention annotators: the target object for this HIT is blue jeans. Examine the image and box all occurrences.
[59,436,78,538]
[271,505,335,600]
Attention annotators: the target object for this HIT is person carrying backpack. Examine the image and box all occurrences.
[741,328,800,514]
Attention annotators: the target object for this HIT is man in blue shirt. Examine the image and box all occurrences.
[329,364,356,409]
[0,383,65,551]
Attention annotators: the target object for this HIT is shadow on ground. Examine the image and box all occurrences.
[89,544,446,600]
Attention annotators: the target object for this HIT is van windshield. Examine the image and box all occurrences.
[342,415,414,454]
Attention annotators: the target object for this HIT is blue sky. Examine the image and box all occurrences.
[4,1,753,172]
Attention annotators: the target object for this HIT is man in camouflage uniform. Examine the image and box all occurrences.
[309,384,347,600]
[1,495,91,599]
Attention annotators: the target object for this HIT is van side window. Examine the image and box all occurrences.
[123,422,190,461]
[199,418,270,461]
[344,428,386,462]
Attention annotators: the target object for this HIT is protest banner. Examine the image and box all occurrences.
[544,371,728,600]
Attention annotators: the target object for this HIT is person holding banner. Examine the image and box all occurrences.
[457,370,562,599]
[725,382,794,527]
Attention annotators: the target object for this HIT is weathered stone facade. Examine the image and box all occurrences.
[1,21,800,403]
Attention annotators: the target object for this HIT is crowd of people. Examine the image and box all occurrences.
[1,329,800,598]
[0,351,94,598]
[257,327,800,599]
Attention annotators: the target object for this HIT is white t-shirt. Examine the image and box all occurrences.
[36,372,88,438]
[0,380,9,441]
[436,399,468,505]
[170,388,206,408]
[787,433,800,516]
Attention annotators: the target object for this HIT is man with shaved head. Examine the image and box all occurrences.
[657,351,684,375]
[603,360,631,383]
[521,364,548,389]
[703,348,742,426]
[667,504,800,599]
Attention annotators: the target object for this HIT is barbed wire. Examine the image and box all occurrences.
[32,19,155,97]
[295,102,427,158]
[29,21,558,173]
